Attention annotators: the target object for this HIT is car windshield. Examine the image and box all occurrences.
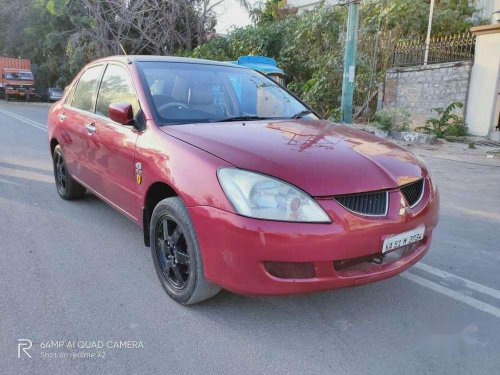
[49,88,63,94]
[5,71,33,81]
[138,61,316,125]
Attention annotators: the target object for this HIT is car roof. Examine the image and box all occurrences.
[92,55,248,69]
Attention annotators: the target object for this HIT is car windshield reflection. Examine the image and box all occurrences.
[138,61,317,125]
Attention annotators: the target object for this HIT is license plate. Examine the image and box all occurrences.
[19,92,25,96]
[382,226,425,254]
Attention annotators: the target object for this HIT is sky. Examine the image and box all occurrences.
[214,0,260,34]
[213,0,332,33]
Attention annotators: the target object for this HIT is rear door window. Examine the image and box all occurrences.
[71,65,104,112]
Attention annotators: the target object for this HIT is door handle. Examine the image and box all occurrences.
[85,122,96,134]
[58,113,66,122]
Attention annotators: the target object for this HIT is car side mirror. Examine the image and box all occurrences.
[109,103,134,126]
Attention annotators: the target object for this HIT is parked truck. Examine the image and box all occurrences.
[0,57,35,101]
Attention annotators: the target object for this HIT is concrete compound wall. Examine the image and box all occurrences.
[383,61,472,128]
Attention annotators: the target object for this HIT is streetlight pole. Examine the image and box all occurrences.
[423,0,435,65]
[341,0,360,124]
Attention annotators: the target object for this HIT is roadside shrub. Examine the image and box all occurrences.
[371,108,410,131]
[372,109,393,131]
[417,102,467,138]
[328,107,342,122]
[446,122,469,137]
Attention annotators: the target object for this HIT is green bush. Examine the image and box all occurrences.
[372,109,393,131]
[445,121,469,137]
[182,1,478,118]
[184,7,346,117]
[417,102,467,137]
[371,108,410,131]
[328,107,342,122]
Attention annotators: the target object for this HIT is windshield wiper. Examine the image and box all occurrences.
[291,110,313,119]
[216,115,272,122]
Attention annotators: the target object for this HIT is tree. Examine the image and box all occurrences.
[74,0,218,56]
[185,0,480,118]
[0,0,223,87]
[250,0,297,24]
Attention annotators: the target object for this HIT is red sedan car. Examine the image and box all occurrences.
[48,56,439,304]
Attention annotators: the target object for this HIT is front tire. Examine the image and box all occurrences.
[150,197,220,304]
[52,145,86,200]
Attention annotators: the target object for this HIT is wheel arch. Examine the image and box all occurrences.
[50,138,59,156]
[142,181,179,247]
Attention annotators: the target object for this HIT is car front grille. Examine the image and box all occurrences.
[334,191,388,216]
[400,179,424,207]
[333,178,425,216]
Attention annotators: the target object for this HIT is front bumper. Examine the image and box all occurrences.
[188,179,439,296]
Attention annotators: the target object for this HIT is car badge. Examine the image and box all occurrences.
[135,162,142,185]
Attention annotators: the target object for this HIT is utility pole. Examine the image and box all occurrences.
[341,0,360,124]
[423,0,435,65]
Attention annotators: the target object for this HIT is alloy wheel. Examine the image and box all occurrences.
[54,152,68,194]
[155,216,191,289]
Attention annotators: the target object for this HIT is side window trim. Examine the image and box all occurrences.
[90,65,106,114]
[64,82,77,106]
[94,63,109,115]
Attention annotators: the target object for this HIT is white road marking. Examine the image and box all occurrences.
[0,165,53,183]
[415,262,500,301]
[401,272,500,319]
[0,177,26,187]
[0,107,47,132]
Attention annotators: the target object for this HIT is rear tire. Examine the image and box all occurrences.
[150,197,220,305]
[52,145,86,200]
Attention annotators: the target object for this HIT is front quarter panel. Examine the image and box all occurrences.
[135,121,234,212]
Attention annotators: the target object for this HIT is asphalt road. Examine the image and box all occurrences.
[1,101,499,375]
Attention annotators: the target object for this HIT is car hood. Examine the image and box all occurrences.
[161,119,426,196]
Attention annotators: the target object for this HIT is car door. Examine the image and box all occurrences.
[85,63,142,220]
[58,65,104,184]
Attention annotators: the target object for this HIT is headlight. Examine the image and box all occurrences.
[218,168,331,223]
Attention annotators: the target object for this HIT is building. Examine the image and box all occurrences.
[475,0,498,21]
